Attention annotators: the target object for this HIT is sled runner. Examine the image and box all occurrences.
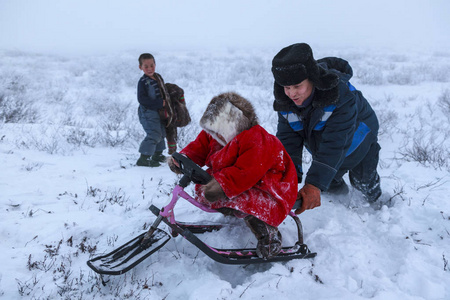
[87,152,316,275]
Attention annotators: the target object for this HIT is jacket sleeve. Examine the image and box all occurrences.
[137,78,164,110]
[305,86,357,190]
[180,130,215,167]
[276,112,304,182]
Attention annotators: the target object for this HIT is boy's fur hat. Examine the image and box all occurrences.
[200,92,258,146]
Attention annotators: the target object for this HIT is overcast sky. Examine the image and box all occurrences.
[1,0,449,55]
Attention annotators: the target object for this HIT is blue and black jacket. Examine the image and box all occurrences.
[137,73,165,110]
[273,57,379,191]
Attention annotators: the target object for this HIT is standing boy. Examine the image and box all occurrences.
[136,53,172,167]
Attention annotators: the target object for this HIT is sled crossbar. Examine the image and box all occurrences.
[150,205,316,264]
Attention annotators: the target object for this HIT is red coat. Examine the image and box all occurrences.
[181,125,298,227]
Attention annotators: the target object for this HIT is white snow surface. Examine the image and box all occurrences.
[1,47,450,299]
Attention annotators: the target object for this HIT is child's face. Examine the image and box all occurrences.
[139,58,156,78]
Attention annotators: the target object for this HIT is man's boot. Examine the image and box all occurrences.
[350,172,381,203]
[325,178,349,196]
[244,216,282,259]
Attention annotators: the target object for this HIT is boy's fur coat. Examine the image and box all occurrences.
[165,83,191,128]
[153,73,173,127]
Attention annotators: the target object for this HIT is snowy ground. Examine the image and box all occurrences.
[1,46,450,299]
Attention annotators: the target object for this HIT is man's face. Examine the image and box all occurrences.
[283,79,314,106]
[139,58,156,78]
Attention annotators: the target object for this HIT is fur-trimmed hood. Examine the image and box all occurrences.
[273,57,353,112]
[200,92,259,146]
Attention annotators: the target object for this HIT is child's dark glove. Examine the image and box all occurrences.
[294,183,321,214]
[167,157,183,174]
[202,178,226,202]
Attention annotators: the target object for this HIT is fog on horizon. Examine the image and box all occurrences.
[1,0,449,56]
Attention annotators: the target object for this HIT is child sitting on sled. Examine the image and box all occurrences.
[168,92,298,259]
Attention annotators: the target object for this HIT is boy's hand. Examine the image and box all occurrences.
[294,183,321,214]
[202,178,226,202]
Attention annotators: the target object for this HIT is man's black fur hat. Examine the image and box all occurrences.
[271,43,338,90]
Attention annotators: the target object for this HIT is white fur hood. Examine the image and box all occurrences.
[200,92,259,146]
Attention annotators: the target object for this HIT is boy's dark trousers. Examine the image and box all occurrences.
[329,142,382,202]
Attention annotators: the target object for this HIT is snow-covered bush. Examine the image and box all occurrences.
[438,89,450,116]
[0,93,38,124]
[355,67,384,85]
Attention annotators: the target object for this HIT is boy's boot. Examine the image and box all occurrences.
[136,154,161,167]
[152,151,166,163]
[244,216,282,259]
